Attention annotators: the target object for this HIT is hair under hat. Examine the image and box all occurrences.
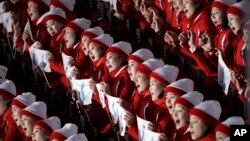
[190,100,221,126]
[12,92,36,109]
[164,78,194,97]
[0,80,16,100]
[128,48,154,64]
[174,91,204,111]
[34,116,61,135]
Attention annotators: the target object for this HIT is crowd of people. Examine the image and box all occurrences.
[0,0,250,141]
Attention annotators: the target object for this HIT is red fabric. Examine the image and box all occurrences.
[215,124,230,136]
[90,57,109,83]
[50,132,67,141]
[129,90,151,115]
[170,125,192,141]
[108,66,136,102]
[234,38,246,67]
[12,0,29,33]
[34,120,53,135]
[197,130,216,141]
[4,117,25,141]
[227,6,244,19]
[0,108,12,139]
[164,86,186,97]
[190,108,219,126]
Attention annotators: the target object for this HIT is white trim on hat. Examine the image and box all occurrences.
[0,80,16,96]
[37,7,66,25]
[65,133,88,141]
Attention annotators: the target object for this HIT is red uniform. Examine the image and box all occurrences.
[0,108,12,139]
[4,117,25,141]
[170,125,193,141]
[90,57,109,83]
[234,38,247,68]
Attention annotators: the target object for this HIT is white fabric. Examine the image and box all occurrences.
[131,48,154,62]
[214,0,236,6]
[0,65,8,78]
[167,78,194,93]
[141,58,164,71]
[65,133,88,141]
[56,123,78,138]
[23,101,47,119]
[179,91,204,106]
[222,116,245,127]
[15,92,36,107]
[106,95,120,124]
[70,18,91,31]
[84,27,104,36]
[110,41,132,55]
[37,7,66,25]
[92,34,114,47]
[153,65,179,83]
[230,1,250,20]
[194,100,221,120]
[42,116,61,131]
[29,43,50,70]
[0,80,16,96]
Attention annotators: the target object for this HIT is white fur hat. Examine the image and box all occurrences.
[227,1,250,20]
[0,65,8,78]
[37,7,66,25]
[28,0,51,10]
[0,80,16,100]
[136,58,164,76]
[165,78,194,97]
[150,64,179,85]
[215,116,244,136]
[89,34,114,49]
[65,133,88,141]
[190,100,221,126]
[50,123,78,140]
[21,101,47,120]
[174,91,204,110]
[34,116,61,134]
[51,0,76,12]
[212,0,237,12]
[128,48,154,63]
[66,18,91,35]
[106,41,133,59]
[12,92,36,109]
[81,27,104,38]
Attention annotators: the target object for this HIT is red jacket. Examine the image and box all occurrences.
[129,90,151,115]
[4,117,25,141]
[90,57,109,83]
[0,108,12,139]
[170,125,193,141]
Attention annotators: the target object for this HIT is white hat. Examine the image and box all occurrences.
[165,78,194,97]
[28,0,51,10]
[0,65,8,78]
[89,34,114,49]
[21,101,47,120]
[212,0,237,12]
[150,64,179,85]
[174,91,204,110]
[37,7,66,25]
[12,92,36,109]
[106,41,133,59]
[190,100,221,126]
[65,133,88,141]
[50,123,78,140]
[136,58,164,76]
[34,116,61,134]
[0,80,16,100]
[51,0,76,12]
[215,116,244,136]
[65,18,91,35]
[128,48,154,63]
[227,1,250,20]
[81,27,104,38]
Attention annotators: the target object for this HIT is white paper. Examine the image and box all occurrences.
[106,94,120,124]
[0,14,3,24]
[61,52,74,72]
[24,20,34,41]
[218,52,231,95]
[2,12,12,33]
[29,43,49,70]
[143,129,165,141]
[71,79,94,105]
[96,83,106,108]
[117,105,127,136]
[137,116,152,141]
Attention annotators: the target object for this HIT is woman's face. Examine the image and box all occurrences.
[32,126,49,141]
[21,115,36,137]
[173,0,183,14]
[0,96,8,117]
[215,131,228,141]
[189,115,209,140]
[12,105,22,126]
[127,60,139,82]
[211,7,225,27]
[135,72,150,92]
[228,14,243,35]
[173,104,189,129]
[46,19,64,36]
[27,1,40,21]
[183,0,198,19]
[81,36,91,56]
[149,78,164,100]
[88,43,105,62]
[106,52,124,72]
[64,28,78,48]
[165,92,178,115]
